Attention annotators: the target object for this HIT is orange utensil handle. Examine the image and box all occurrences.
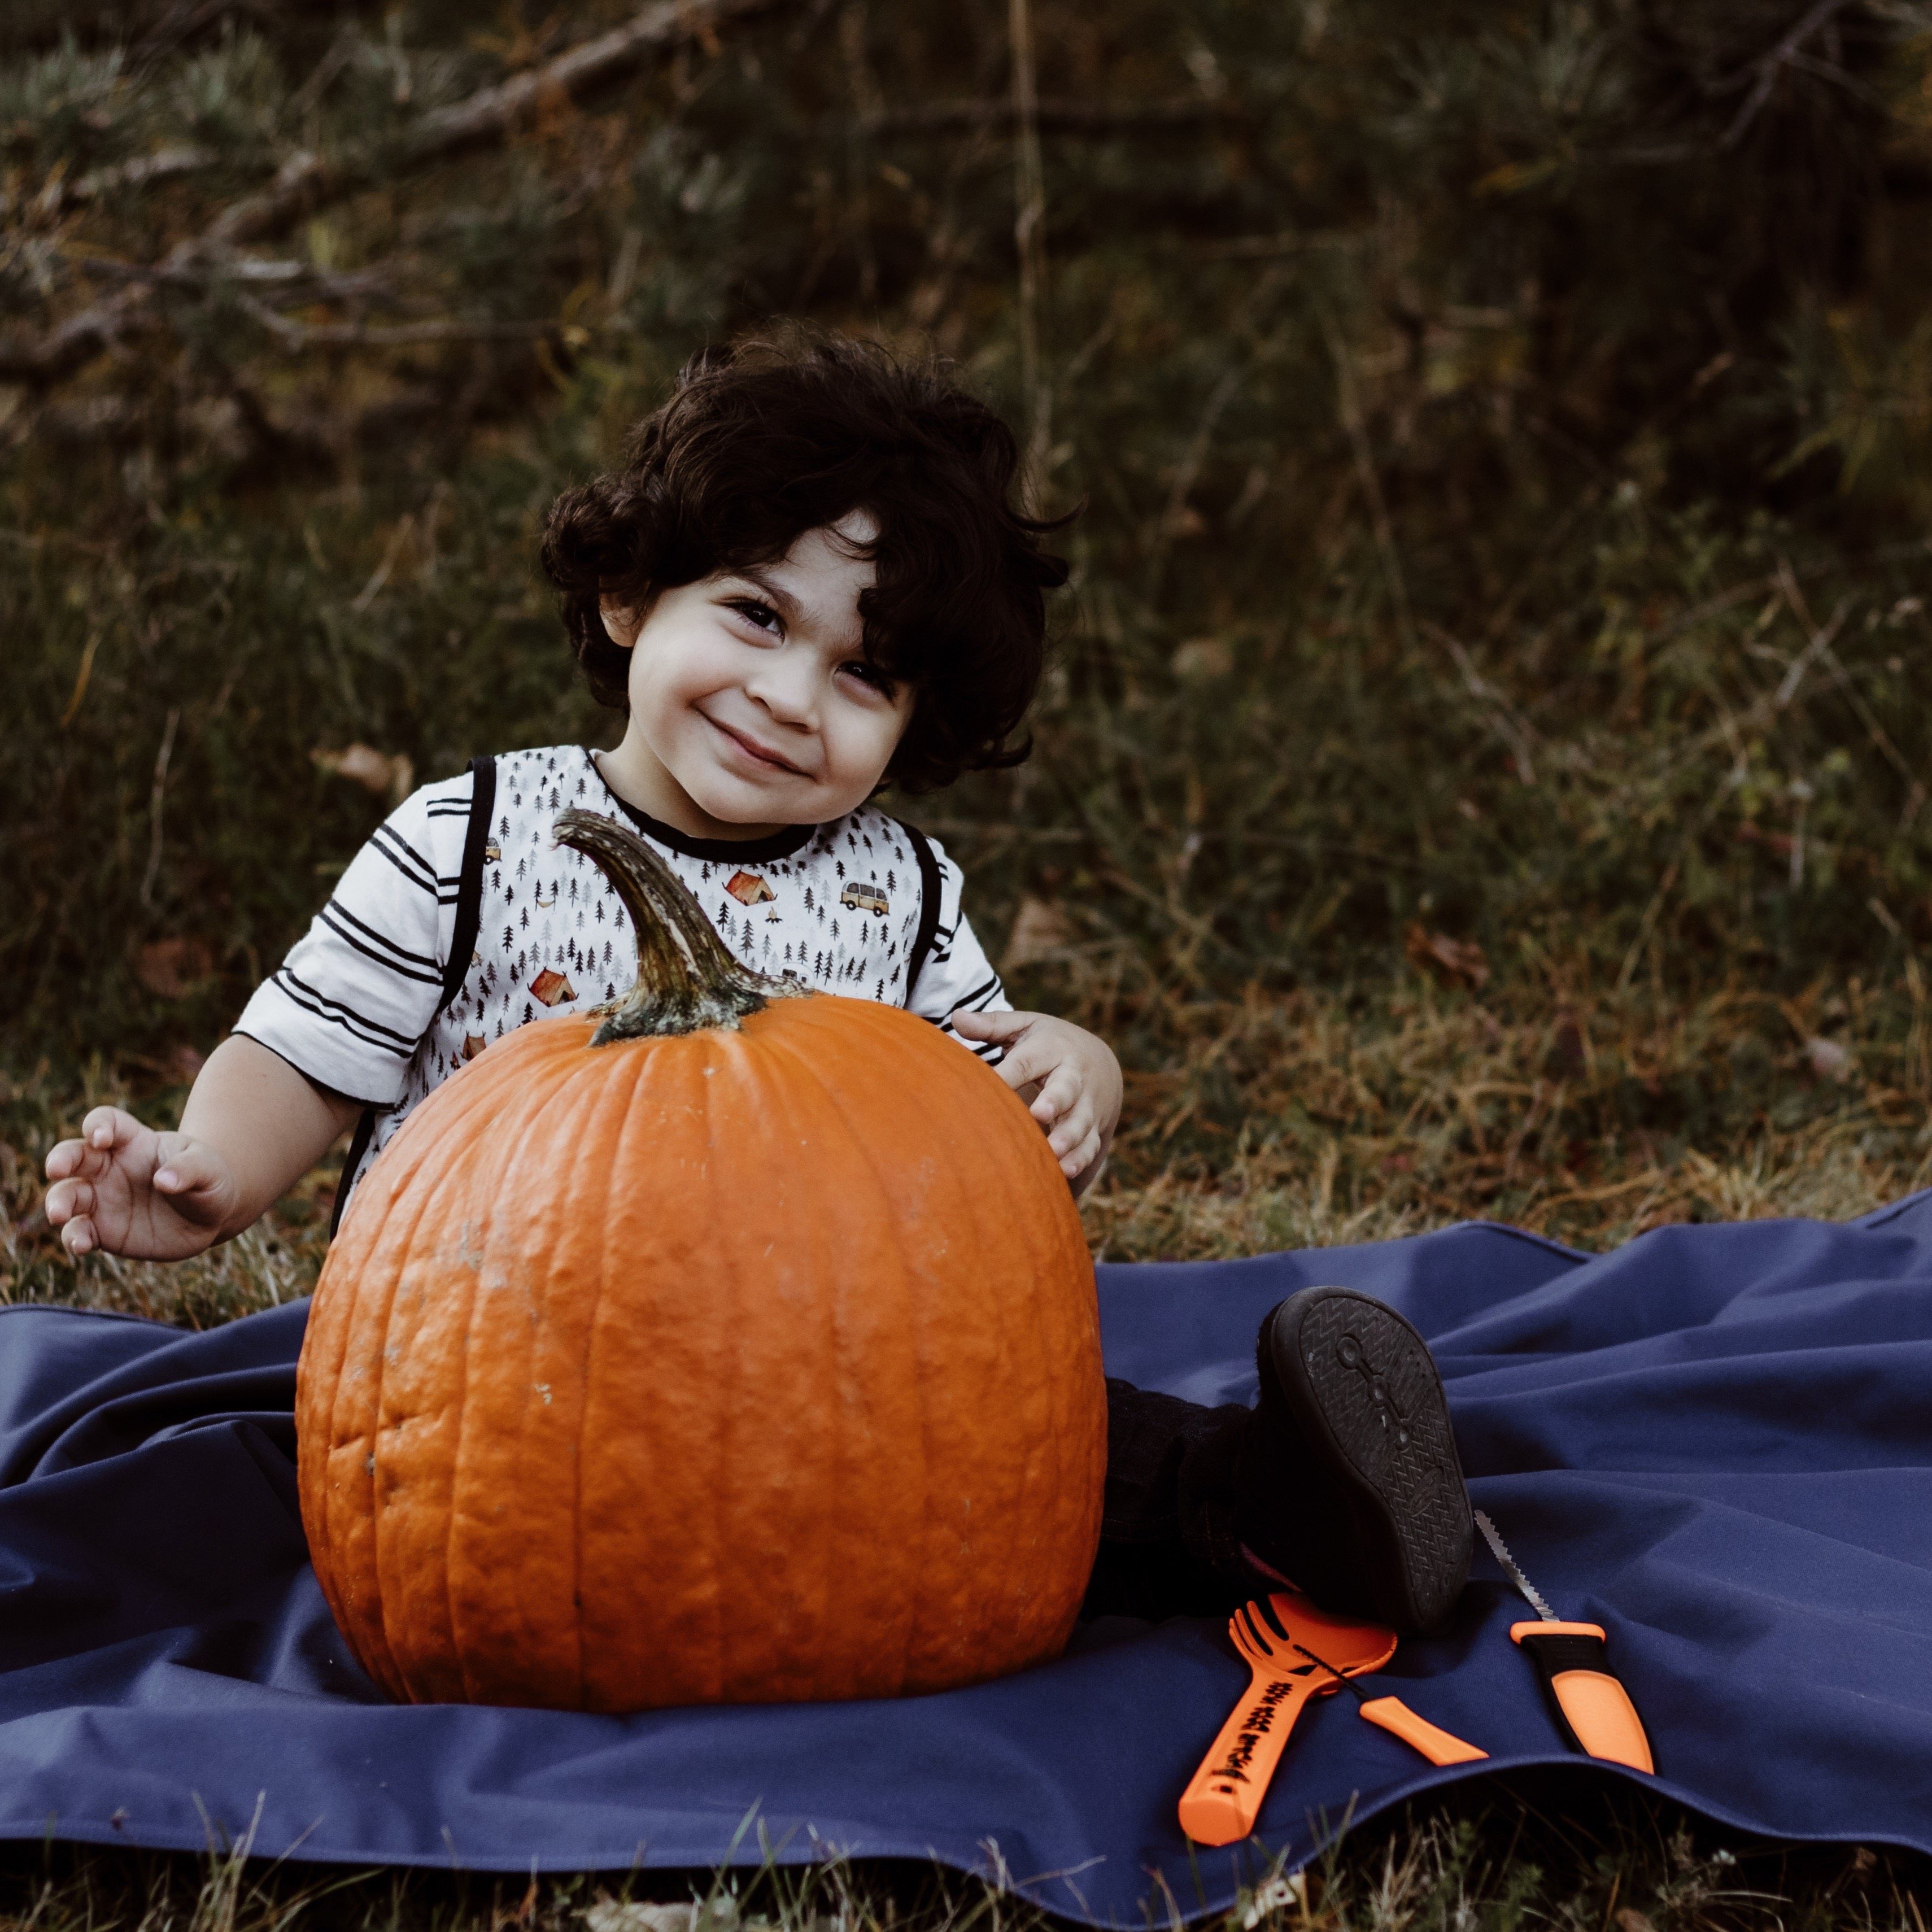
[1510,1622,1654,1773]
[1177,1672,1317,1846]
[1356,1695,1489,1765]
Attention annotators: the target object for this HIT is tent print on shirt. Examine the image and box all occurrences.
[529,967,575,1006]
[726,870,783,922]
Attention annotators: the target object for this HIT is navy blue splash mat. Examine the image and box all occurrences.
[3,1197,1931,1924]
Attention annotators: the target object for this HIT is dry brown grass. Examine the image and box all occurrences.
[1072,960,1932,1261]
[8,955,1930,1321]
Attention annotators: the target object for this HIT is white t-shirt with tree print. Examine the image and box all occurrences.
[234,744,1010,1209]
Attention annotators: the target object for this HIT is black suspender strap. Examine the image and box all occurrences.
[334,754,495,1242]
[899,818,944,1005]
[328,1108,375,1241]
[438,753,498,1014]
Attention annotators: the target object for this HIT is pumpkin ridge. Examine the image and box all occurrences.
[573,1039,656,1709]
[695,1033,738,1701]
[944,1030,1069,1678]
[341,1180,420,1699]
[456,1035,610,1703]
[314,1057,521,1699]
[958,1056,1046,1669]
[740,1017,909,1692]
[760,1001,1008,1691]
[425,1061,544,1703]
[989,1061,1094,1646]
[404,1033,583,1702]
[695,1035,761,1700]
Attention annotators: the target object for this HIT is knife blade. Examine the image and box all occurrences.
[1473,1510,1654,1774]
[1473,1510,1556,1619]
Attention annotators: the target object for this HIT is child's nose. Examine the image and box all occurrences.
[745,652,819,727]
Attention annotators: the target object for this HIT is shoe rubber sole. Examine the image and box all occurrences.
[1267,1286,1473,1632]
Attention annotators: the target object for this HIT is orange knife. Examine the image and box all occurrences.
[1475,1510,1654,1773]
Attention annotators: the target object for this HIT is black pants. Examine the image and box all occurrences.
[1081,1379,1253,1621]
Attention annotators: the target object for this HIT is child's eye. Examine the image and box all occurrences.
[840,660,897,699]
[728,599,783,635]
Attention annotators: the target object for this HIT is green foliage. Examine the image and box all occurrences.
[6,0,1932,1237]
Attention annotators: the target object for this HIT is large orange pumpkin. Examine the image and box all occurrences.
[296,809,1106,1712]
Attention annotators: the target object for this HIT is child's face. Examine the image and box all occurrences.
[604,513,914,835]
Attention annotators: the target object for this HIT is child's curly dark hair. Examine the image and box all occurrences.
[539,329,1071,794]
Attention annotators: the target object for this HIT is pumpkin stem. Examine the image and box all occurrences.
[552,809,802,1043]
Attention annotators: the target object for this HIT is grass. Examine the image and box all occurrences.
[14,959,1932,1322]
[0,1778,1922,1932]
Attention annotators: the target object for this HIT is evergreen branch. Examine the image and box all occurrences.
[391,0,783,171]
[0,146,219,223]
[1716,0,1856,147]
[234,295,558,352]
[0,0,788,388]
[79,255,394,305]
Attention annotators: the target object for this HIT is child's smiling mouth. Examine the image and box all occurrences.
[701,709,811,777]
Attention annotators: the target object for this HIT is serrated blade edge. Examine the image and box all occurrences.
[1474,1508,1557,1621]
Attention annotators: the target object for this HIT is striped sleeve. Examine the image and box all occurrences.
[232,771,473,1103]
[905,835,1011,1062]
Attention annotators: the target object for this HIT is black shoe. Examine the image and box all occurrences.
[1233,1285,1472,1633]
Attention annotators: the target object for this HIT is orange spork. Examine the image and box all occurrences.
[1177,1595,1393,1846]
[1178,1594,1487,1847]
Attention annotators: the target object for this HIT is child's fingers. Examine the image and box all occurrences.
[1027,1063,1084,1128]
[995,1031,1063,1095]
[950,1006,1031,1042]
[1056,1123,1102,1180]
[46,1175,100,1254]
[80,1105,141,1157]
[44,1175,94,1229]
[1045,1093,1095,1162]
[151,1139,228,1203]
[42,1137,87,1183]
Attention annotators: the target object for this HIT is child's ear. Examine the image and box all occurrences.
[600,599,639,648]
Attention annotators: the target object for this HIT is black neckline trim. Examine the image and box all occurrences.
[587,752,818,863]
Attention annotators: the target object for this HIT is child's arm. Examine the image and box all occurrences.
[949,1009,1121,1197]
[43,1036,359,1259]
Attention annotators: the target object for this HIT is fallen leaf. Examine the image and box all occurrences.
[1806,1035,1851,1080]
[1405,922,1490,989]
[1615,1911,1656,1932]
[312,743,415,806]
[136,937,213,999]
[1171,636,1233,680]
[582,1902,739,1932]
[1002,896,1074,972]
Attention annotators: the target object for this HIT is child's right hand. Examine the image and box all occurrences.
[43,1107,238,1261]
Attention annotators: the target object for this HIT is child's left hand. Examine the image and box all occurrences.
[949,1009,1122,1196]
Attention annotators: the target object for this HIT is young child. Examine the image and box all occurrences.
[44,332,1473,1635]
